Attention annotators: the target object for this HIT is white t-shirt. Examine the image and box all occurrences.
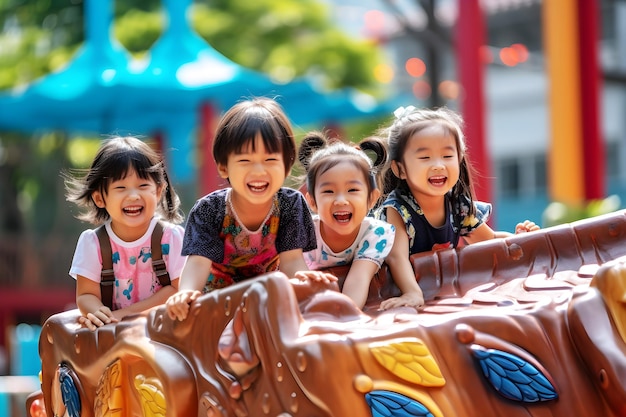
[69,217,186,310]
[304,216,395,270]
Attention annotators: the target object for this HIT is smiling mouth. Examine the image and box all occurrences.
[333,211,352,223]
[429,176,447,186]
[123,206,143,215]
[248,182,269,193]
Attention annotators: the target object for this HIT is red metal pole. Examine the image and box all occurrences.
[456,0,492,206]
[200,103,227,196]
[577,0,605,200]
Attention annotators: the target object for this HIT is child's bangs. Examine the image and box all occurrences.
[233,119,284,155]
[258,122,284,154]
[107,148,159,182]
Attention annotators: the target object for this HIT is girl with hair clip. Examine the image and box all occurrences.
[64,136,186,331]
[376,106,539,310]
[166,98,336,322]
[298,131,396,310]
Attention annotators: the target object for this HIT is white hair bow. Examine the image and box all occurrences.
[393,105,416,120]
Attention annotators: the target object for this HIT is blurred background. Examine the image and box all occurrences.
[0,0,624,412]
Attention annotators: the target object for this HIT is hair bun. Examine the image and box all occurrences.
[358,137,387,170]
[298,131,327,171]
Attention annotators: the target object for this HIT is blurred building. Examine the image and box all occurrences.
[324,0,626,230]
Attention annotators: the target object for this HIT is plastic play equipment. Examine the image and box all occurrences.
[25,209,626,416]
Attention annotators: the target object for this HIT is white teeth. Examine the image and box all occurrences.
[249,182,268,192]
[248,184,267,192]
[333,212,352,223]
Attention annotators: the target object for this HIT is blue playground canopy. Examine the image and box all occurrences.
[0,0,402,183]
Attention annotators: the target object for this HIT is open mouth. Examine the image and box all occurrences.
[333,211,353,223]
[429,176,447,186]
[123,206,143,216]
[248,182,269,193]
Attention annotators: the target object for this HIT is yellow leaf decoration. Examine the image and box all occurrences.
[95,360,124,417]
[134,375,167,417]
[370,339,445,387]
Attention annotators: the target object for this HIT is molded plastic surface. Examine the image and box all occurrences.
[29,211,626,416]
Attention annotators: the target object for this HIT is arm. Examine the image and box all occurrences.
[166,255,212,321]
[464,222,502,243]
[77,276,180,331]
[342,260,380,309]
[465,220,541,244]
[379,208,424,310]
[279,248,309,279]
[76,275,116,331]
[72,231,115,330]
[280,249,337,284]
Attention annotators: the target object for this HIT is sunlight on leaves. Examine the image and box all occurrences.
[67,137,101,167]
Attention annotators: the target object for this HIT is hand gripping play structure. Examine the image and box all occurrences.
[26,210,626,417]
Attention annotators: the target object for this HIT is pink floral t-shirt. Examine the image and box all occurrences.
[69,217,186,310]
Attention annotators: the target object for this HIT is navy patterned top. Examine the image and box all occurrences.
[376,184,492,255]
[182,187,317,291]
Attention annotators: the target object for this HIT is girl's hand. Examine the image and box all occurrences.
[78,306,118,331]
[293,270,338,284]
[379,291,424,311]
[515,220,540,234]
[166,290,201,321]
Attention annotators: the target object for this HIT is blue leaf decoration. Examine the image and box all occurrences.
[59,365,81,417]
[365,390,435,417]
[471,346,558,402]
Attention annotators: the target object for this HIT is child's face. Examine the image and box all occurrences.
[393,125,460,202]
[91,168,163,241]
[218,134,286,208]
[307,161,378,246]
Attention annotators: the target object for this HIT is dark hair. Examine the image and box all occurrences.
[379,106,476,216]
[63,136,183,225]
[212,97,296,175]
[298,131,386,205]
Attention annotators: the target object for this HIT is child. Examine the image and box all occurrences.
[166,98,336,322]
[376,106,539,310]
[64,136,186,331]
[298,132,395,309]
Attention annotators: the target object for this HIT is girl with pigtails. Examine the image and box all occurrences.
[64,136,186,330]
[298,132,396,310]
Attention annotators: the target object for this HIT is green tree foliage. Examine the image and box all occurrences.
[190,0,379,90]
[542,196,622,227]
[0,1,85,89]
[0,0,387,285]
[0,0,382,91]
